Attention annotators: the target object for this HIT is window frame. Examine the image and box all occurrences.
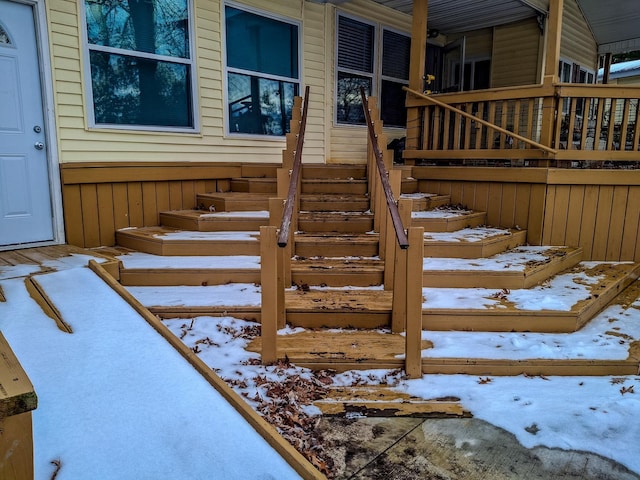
[334,12,410,129]
[222,1,302,139]
[80,0,199,133]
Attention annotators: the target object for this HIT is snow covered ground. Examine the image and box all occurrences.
[1,252,640,478]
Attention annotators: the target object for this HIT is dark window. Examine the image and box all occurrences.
[225,5,299,136]
[84,0,195,129]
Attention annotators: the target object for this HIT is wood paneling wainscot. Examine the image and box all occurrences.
[61,162,242,248]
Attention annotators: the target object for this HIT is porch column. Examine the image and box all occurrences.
[406,0,428,152]
[539,0,564,155]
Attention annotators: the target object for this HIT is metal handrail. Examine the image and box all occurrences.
[278,86,310,247]
[360,87,409,249]
[404,86,558,156]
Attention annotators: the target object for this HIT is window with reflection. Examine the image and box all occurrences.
[0,23,11,45]
[225,5,300,136]
[84,0,195,129]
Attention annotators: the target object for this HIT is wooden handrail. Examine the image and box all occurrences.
[360,87,409,249]
[404,86,558,156]
[278,86,310,247]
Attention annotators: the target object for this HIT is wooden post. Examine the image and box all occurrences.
[270,197,291,288]
[391,198,413,332]
[383,170,403,285]
[0,333,37,480]
[405,227,424,379]
[539,0,564,153]
[260,226,279,364]
[602,53,612,84]
[406,0,428,151]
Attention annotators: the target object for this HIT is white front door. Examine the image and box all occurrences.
[0,0,54,247]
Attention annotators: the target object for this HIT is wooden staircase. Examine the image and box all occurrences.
[111,163,640,378]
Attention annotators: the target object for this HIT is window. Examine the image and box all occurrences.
[0,23,11,45]
[83,0,196,130]
[558,59,595,116]
[224,4,300,136]
[336,14,410,128]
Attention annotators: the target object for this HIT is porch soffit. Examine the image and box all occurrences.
[359,0,640,54]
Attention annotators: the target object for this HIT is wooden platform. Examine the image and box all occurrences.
[410,210,487,232]
[423,228,527,258]
[291,257,384,287]
[295,233,380,258]
[116,226,261,256]
[159,209,270,232]
[196,192,271,212]
[298,211,374,234]
[422,246,583,288]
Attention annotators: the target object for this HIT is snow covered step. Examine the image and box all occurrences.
[246,280,640,375]
[291,257,384,287]
[400,192,451,211]
[125,284,262,320]
[422,246,583,289]
[116,226,260,256]
[295,233,379,257]
[410,208,486,232]
[116,252,261,286]
[423,227,527,258]
[159,209,269,232]
[422,262,640,333]
[196,192,271,212]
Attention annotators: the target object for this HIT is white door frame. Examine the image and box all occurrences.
[0,0,64,250]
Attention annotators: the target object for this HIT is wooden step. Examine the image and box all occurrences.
[116,252,261,286]
[301,164,366,179]
[401,177,419,194]
[300,194,369,212]
[422,262,640,333]
[422,246,583,289]
[314,386,468,417]
[196,192,271,212]
[298,211,374,233]
[301,178,368,195]
[291,257,383,287]
[424,228,527,258]
[230,177,277,194]
[285,289,392,329]
[400,193,451,211]
[116,226,260,256]
[159,210,269,232]
[295,234,379,258]
[411,208,486,232]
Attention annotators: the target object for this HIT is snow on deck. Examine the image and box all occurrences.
[423,226,514,242]
[423,246,568,271]
[153,230,260,241]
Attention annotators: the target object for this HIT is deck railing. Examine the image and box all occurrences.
[404,83,640,167]
[261,87,310,364]
[361,89,425,378]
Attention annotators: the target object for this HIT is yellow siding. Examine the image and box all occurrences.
[327,1,413,163]
[46,0,326,164]
[560,0,597,70]
[492,19,542,87]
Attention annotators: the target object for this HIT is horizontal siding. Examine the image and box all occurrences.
[560,0,597,70]
[492,18,541,87]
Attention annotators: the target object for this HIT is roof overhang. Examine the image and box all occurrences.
[335,0,640,55]
[575,0,640,54]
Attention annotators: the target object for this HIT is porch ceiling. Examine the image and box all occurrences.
[366,0,640,54]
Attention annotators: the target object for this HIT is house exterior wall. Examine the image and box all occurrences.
[491,18,542,87]
[560,0,597,70]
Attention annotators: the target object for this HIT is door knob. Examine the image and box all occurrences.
[34,142,44,150]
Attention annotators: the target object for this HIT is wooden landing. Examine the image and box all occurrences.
[424,262,640,333]
[196,192,271,212]
[411,210,486,232]
[295,233,379,258]
[116,226,260,256]
[423,228,527,258]
[422,246,583,289]
[246,330,640,377]
[159,209,269,232]
[314,386,468,417]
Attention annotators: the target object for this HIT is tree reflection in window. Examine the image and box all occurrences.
[84,0,194,128]
[0,24,11,45]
